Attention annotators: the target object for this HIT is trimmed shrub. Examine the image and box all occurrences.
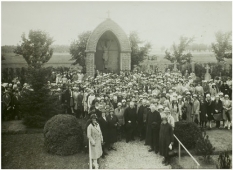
[174,121,202,149]
[44,114,84,156]
[195,131,215,162]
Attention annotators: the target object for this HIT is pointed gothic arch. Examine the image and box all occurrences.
[85,18,131,76]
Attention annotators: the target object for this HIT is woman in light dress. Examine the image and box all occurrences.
[87,114,103,169]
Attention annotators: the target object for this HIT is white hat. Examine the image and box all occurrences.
[122,99,126,103]
[178,95,182,99]
[206,94,211,97]
[164,107,170,113]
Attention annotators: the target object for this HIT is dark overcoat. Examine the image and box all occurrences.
[159,123,174,157]
[124,107,137,126]
[199,101,207,122]
[212,100,223,121]
[137,105,148,124]
[98,116,109,144]
[145,110,161,146]
[205,99,213,121]
[106,114,119,143]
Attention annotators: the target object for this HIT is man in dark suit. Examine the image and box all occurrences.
[98,109,109,158]
[137,99,148,141]
[124,101,137,143]
[220,81,230,96]
[61,85,70,114]
[205,94,214,129]
[145,104,162,153]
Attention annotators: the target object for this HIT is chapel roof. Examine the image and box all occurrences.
[86,18,131,52]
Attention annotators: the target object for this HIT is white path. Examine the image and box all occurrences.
[99,140,171,169]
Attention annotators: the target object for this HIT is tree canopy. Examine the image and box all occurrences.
[211,31,232,62]
[14,30,54,68]
[165,36,194,64]
[129,31,152,69]
[70,31,92,73]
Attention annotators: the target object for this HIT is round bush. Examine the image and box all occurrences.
[44,114,84,156]
[174,121,202,149]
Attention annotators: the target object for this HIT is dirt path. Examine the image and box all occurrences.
[99,140,171,169]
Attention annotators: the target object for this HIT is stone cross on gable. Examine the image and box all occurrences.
[205,64,210,74]
[107,10,110,18]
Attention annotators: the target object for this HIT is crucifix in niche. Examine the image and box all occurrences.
[100,39,113,70]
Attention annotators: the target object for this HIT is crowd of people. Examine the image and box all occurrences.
[1,68,232,168]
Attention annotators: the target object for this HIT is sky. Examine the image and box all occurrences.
[1,1,232,51]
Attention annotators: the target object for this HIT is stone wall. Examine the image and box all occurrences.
[86,52,95,77]
[120,52,131,71]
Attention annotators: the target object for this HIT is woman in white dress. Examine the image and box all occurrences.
[169,97,179,122]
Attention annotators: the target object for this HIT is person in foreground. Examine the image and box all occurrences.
[159,113,174,166]
[87,114,103,169]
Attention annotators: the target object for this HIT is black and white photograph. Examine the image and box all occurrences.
[1,1,232,169]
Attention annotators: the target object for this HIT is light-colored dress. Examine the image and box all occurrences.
[193,99,200,122]
[87,123,103,159]
[170,103,179,122]
[223,99,232,121]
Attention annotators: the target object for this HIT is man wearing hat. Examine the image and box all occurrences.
[98,109,109,158]
[205,94,214,129]
[220,81,230,96]
[106,108,118,151]
[138,99,148,141]
[183,91,193,122]
[115,102,125,140]
[145,104,162,154]
[61,84,70,114]
[124,102,137,143]
[159,112,174,166]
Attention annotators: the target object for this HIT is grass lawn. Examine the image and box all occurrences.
[2,52,232,69]
[2,133,89,169]
[2,117,90,169]
[170,127,232,169]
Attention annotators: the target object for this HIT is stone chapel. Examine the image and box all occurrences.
[85,18,131,77]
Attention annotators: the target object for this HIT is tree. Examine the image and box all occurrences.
[211,31,232,62]
[129,31,152,70]
[70,31,92,73]
[165,36,194,64]
[20,67,62,128]
[14,30,54,68]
